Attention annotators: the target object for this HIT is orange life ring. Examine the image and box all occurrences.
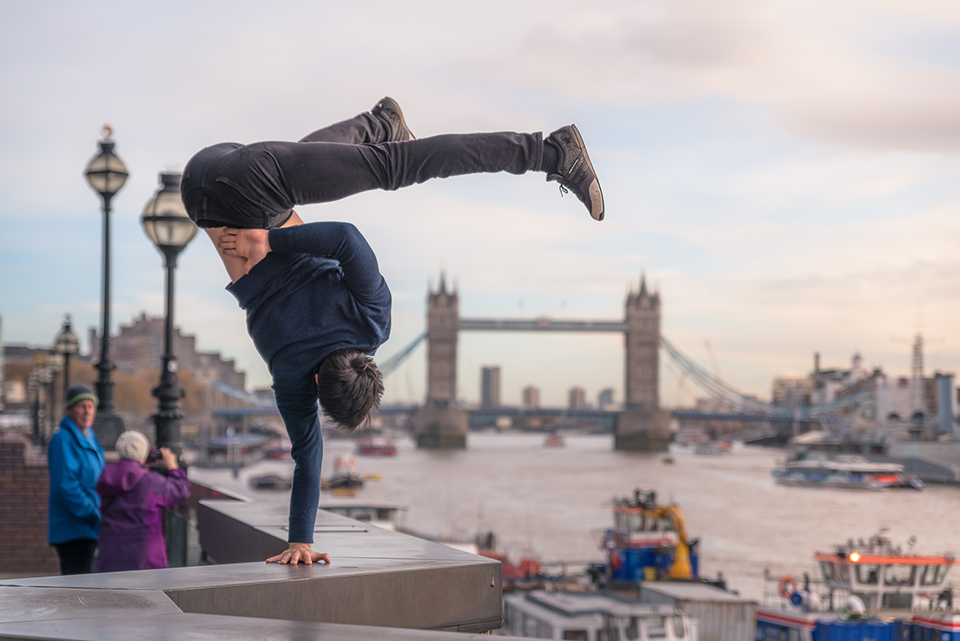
[778,576,797,598]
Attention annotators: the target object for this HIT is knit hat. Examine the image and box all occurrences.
[64,384,98,409]
[115,431,150,462]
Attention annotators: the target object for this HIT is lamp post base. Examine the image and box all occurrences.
[92,411,124,451]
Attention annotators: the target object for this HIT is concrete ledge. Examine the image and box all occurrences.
[0,498,508,639]
[0,611,513,641]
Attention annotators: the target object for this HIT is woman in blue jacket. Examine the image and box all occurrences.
[47,384,105,574]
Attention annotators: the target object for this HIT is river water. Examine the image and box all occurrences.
[188,432,960,602]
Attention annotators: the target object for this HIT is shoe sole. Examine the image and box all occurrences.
[376,97,416,141]
[570,124,604,221]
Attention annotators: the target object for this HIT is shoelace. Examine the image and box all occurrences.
[557,183,584,203]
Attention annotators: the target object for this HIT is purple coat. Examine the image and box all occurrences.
[93,459,191,573]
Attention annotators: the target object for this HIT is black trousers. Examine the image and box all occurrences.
[54,538,97,575]
[181,110,544,229]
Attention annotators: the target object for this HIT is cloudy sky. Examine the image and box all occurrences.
[2,0,959,408]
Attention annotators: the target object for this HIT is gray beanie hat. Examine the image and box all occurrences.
[64,384,98,409]
[116,431,150,462]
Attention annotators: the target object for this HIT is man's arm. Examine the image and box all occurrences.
[270,222,388,305]
[265,389,331,565]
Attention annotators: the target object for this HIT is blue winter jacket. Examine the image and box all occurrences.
[47,416,106,544]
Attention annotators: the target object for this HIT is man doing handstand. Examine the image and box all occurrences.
[181,98,604,565]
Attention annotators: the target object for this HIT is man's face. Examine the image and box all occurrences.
[65,400,97,430]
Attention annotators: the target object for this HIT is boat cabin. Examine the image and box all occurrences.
[501,590,697,641]
[815,535,955,610]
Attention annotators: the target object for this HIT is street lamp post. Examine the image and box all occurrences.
[141,172,198,453]
[53,314,80,396]
[84,126,128,449]
[35,365,53,448]
[45,352,64,433]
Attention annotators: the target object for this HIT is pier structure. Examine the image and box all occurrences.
[416,274,670,451]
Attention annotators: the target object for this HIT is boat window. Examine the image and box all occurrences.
[672,615,686,638]
[643,616,667,639]
[837,563,850,582]
[920,565,948,586]
[625,617,639,640]
[522,613,537,637]
[882,593,913,609]
[856,564,880,585]
[821,562,836,581]
[503,603,517,634]
[563,631,589,641]
[600,626,621,641]
[884,565,916,587]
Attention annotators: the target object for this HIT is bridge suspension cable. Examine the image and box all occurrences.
[379,332,427,378]
[659,335,867,418]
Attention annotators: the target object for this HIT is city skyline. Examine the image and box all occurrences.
[2,1,960,408]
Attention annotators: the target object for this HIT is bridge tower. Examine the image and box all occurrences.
[624,275,660,409]
[416,274,468,448]
[616,275,671,451]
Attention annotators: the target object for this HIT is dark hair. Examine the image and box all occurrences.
[316,349,384,432]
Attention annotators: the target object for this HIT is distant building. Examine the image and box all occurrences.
[811,351,871,405]
[772,377,811,408]
[522,385,540,410]
[88,313,247,430]
[481,366,501,409]
[568,386,586,410]
[773,346,952,434]
[597,388,615,410]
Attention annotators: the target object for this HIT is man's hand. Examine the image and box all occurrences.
[266,542,331,565]
[217,228,271,275]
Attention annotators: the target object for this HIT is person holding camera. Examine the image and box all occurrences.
[93,431,190,573]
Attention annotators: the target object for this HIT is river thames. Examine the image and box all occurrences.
[189,432,960,602]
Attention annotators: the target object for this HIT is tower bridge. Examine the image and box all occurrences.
[415,274,668,449]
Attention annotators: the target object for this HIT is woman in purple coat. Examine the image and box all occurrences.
[94,431,190,572]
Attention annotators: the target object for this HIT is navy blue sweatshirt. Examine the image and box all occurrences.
[227,221,391,542]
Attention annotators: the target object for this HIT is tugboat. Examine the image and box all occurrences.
[593,489,700,583]
[756,530,959,640]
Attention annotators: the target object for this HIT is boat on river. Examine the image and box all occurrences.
[756,530,959,641]
[593,489,701,583]
[355,436,398,456]
[320,455,365,496]
[772,453,924,490]
[248,473,292,490]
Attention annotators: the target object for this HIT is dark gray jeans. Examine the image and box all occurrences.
[181,111,544,229]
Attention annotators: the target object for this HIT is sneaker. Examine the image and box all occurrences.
[372,97,416,142]
[545,125,604,221]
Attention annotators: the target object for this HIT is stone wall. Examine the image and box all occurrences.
[0,437,58,574]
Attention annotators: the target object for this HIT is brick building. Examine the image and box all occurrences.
[87,313,247,431]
